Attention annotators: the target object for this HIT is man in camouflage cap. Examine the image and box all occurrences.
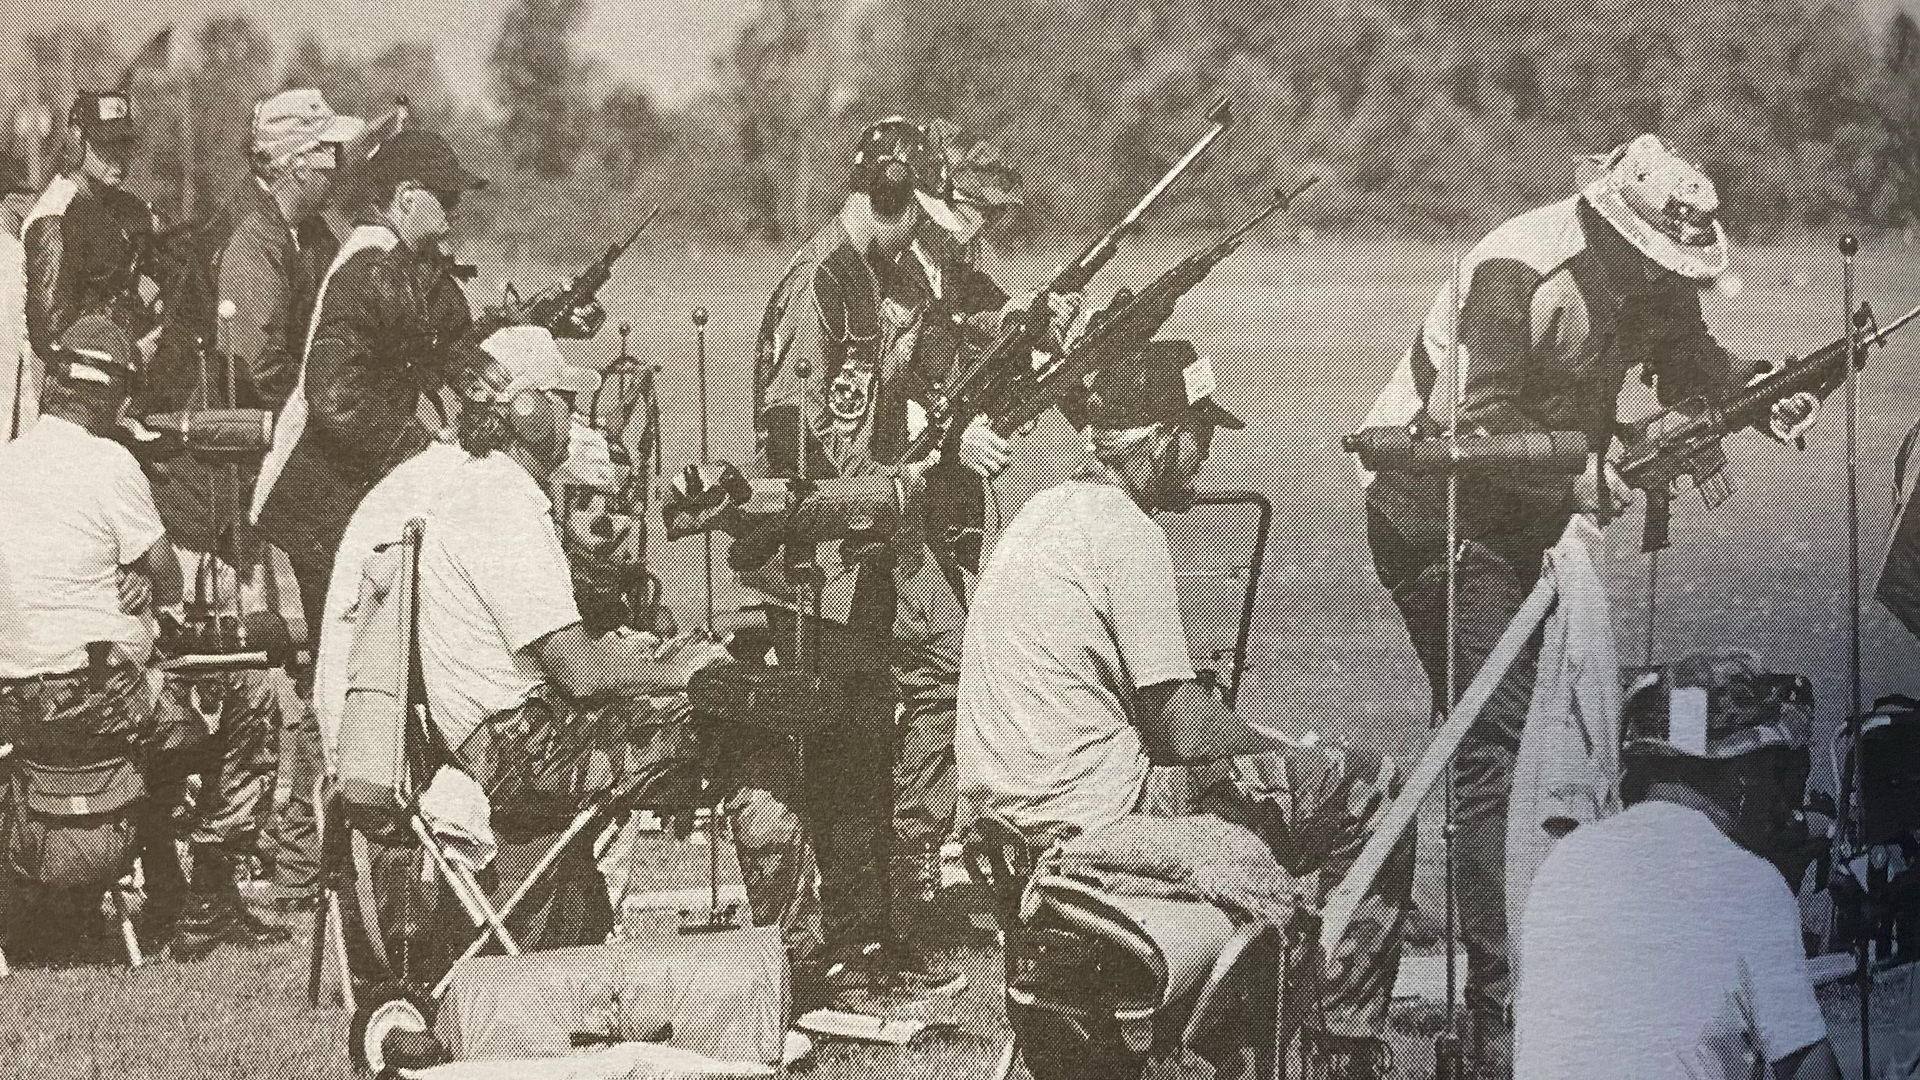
[1516,651,1838,1080]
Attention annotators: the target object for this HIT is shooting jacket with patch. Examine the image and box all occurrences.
[256,219,471,561]
[745,219,1004,635]
[1361,197,1741,549]
[22,175,160,357]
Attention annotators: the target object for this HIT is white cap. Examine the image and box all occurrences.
[252,89,366,166]
[475,326,601,402]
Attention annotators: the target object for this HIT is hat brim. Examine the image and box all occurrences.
[318,115,367,146]
[915,190,968,237]
[83,123,138,148]
[1584,180,1729,281]
[549,364,602,399]
[1189,397,1245,430]
[1621,722,1808,763]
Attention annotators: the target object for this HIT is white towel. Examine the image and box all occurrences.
[419,765,497,873]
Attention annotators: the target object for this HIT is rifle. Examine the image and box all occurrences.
[477,204,661,342]
[1617,299,1920,552]
[901,98,1235,466]
[980,176,1317,437]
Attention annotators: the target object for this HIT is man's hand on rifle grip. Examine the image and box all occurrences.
[958,415,1010,479]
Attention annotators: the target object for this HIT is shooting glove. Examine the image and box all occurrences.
[661,461,754,539]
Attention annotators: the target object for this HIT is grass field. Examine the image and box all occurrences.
[7,235,1920,1078]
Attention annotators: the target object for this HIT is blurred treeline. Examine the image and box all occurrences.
[3,0,1917,262]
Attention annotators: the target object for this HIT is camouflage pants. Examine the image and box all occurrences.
[155,670,280,852]
[0,659,201,951]
[1147,738,1415,1046]
[719,612,896,972]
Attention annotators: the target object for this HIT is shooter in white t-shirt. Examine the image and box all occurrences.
[1516,651,1839,1080]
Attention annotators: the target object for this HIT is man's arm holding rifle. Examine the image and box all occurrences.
[902,99,1237,468]
[1615,299,1920,551]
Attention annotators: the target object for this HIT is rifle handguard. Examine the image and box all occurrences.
[1344,426,1592,474]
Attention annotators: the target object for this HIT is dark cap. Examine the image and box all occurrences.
[351,127,483,201]
[1621,651,1812,763]
[1085,340,1245,431]
[53,315,139,387]
[848,117,965,234]
[69,91,137,146]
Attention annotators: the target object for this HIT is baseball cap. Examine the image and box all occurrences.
[53,315,139,387]
[1085,340,1245,431]
[458,326,601,404]
[253,88,366,166]
[1620,651,1813,762]
[351,126,484,202]
[848,117,966,236]
[69,91,136,146]
[1583,134,1729,281]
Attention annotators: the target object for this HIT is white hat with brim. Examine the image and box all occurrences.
[1583,134,1729,281]
[477,326,601,402]
[253,89,367,166]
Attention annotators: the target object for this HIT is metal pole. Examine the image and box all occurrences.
[1840,233,1870,1080]
[1643,547,1660,669]
[1440,254,1466,1080]
[694,307,714,630]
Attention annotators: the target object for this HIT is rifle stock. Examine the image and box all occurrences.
[1617,299,1920,551]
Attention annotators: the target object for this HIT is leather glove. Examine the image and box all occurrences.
[661,462,753,539]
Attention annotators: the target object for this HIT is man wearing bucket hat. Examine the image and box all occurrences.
[133,89,365,947]
[1514,651,1839,1080]
[1355,134,1825,1078]
[20,91,163,433]
[726,115,1077,1004]
[957,340,1414,1078]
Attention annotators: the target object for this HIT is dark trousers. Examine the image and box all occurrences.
[721,610,896,972]
[1368,508,1553,1078]
[266,529,334,893]
[890,626,959,924]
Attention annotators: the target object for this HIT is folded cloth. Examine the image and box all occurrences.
[420,765,497,872]
[399,1041,776,1080]
[1056,814,1305,928]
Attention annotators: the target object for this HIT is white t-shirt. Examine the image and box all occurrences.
[956,479,1195,838]
[0,415,164,676]
[1515,799,1828,1080]
[415,451,582,752]
[1,227,30,441]
[315,441,467,769]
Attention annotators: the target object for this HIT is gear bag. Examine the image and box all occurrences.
[3,755,146,891]
[336,518,442,810]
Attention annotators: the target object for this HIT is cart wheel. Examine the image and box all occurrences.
[348,983,444,1077]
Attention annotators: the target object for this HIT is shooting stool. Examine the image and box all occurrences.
[961,814,1286,1080]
